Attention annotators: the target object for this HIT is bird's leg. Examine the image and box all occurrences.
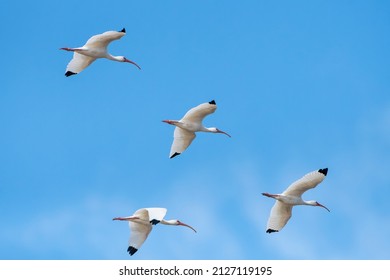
[60,47,73,51]
[162,120,174,125]
[162,120,181,126]
[59,47,84,52]
[113,216,139,221]
[262,192,279,199]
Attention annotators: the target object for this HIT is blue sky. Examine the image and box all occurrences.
[1,0,390,259]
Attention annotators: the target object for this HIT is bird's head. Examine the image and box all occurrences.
[308,201,330,212]
[209,127,231,137]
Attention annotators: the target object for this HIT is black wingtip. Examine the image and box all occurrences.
[266,229,278,234]
[65,71,76,77]
[150,219,160,225]
[318,168,328,176]
[170,152,181,159]
[209,100,216,105]
[119,28,126,33]
[127,246,138,256]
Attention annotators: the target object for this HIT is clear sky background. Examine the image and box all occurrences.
[1,0,390,260]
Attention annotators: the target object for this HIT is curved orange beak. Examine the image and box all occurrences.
[124,58,141,70]
[216,128,231,137]
[317,202,330,212]
[178,221,197,233]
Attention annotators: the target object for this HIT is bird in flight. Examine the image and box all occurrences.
[262,168,330,233]
[60,28,140,77]
[113,207,196,256]
[163,100,231,158]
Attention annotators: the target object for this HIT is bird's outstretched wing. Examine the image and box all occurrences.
[65,52,96,76]
[128,209,152,255]
[84,29,126,49]
[169,127,196,158]
[266,201,293,233]
[181,101,217,124]
[282,168,328,197]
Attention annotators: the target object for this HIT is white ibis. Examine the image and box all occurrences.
[262,168,330,233]
[163,100,231,158]
[60,28,141,77]
[113,207,196,256]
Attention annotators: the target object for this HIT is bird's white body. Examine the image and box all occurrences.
[163,100,231,158]
[113,207,196,256]
[262,168,330,233]
[60,28,140,76]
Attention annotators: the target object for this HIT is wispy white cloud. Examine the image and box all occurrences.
[152,169,247,259]
[1,195,136,259]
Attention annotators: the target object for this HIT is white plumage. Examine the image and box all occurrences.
[262,168,330,233]
[113,207,196,256]
[60,28,140,76]
[163,100,231,158]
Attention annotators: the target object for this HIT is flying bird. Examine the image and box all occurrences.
[262,168,330,233]
[60,28,141,77]
[113,207,196,256]
[163,100,231,158]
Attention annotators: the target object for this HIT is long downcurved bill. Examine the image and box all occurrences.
[178,221,197,233]
[124,58,141,70]
[216,129,231,137]
[317,202,330,212]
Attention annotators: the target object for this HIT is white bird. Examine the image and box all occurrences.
[163,100,231,158]
[113,207,197,256]
[60,28,141,77]
[262,168,330,233]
